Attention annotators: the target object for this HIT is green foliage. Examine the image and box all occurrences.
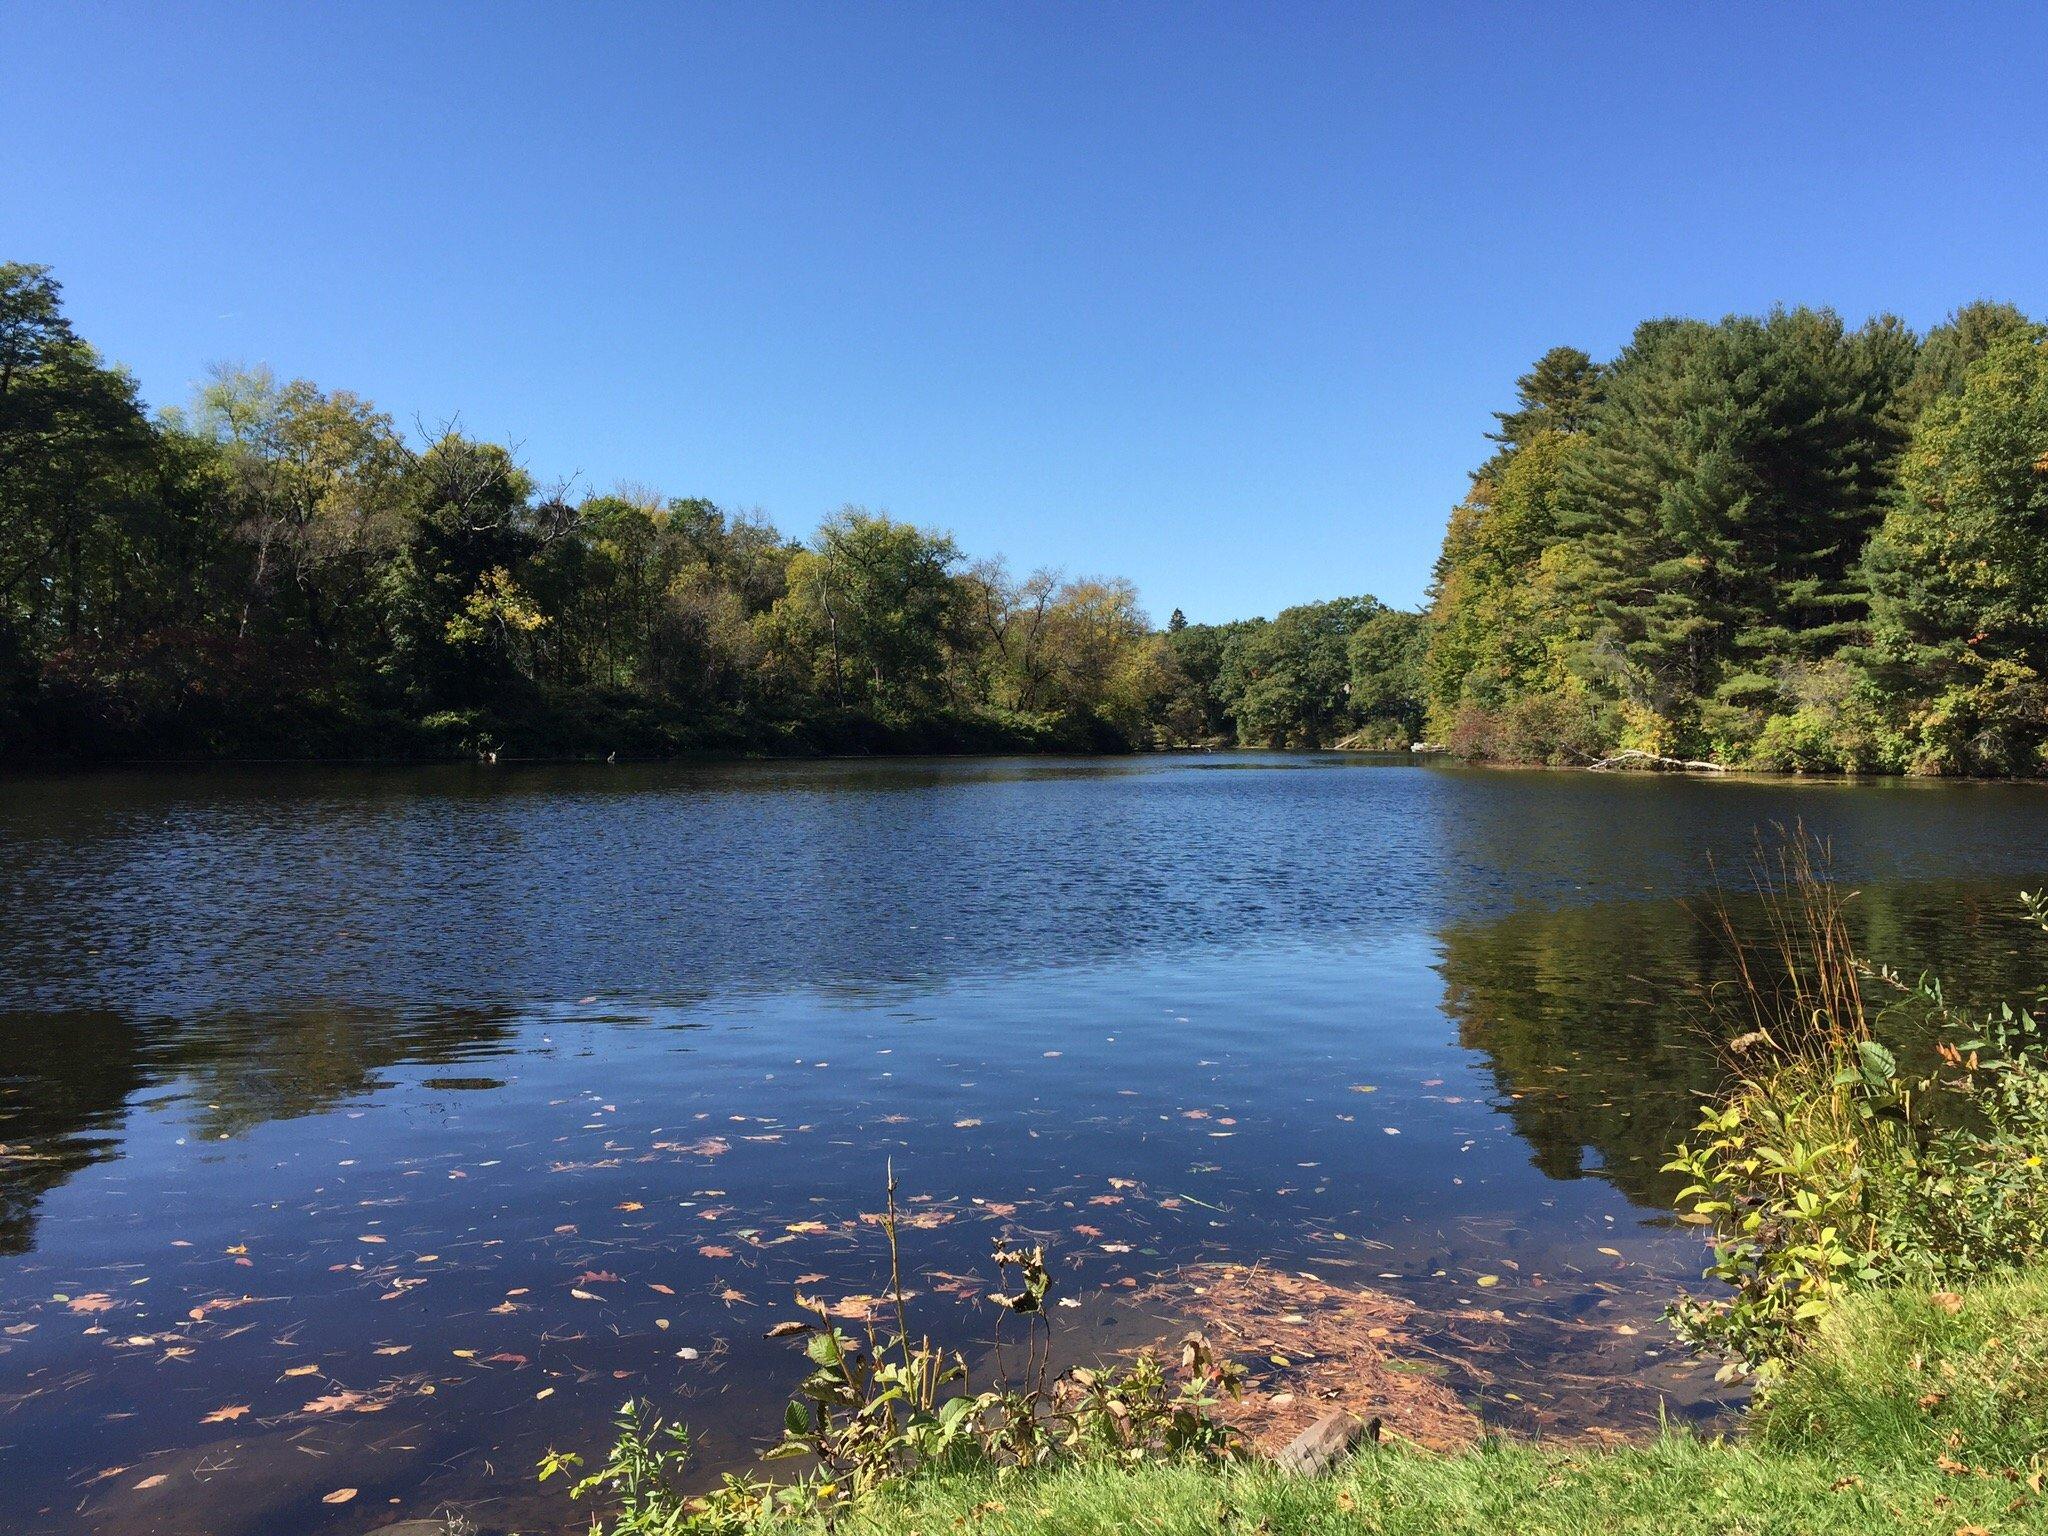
[1426,303,2048,776]
[13,259,2047,778]
[1665,880,2048,1382]
[1,264,1220,761]
[1864,331,2048,775]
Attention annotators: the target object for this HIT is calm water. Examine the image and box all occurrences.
[2,755,2046,1534]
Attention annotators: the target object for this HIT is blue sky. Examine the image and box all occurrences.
[6,3,2044,622]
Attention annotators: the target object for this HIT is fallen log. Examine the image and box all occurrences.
[1582,748,1728,774]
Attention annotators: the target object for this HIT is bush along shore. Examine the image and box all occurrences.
[537,837,2048,1534]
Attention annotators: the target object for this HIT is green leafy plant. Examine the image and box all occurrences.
[1665,844,2048,1382]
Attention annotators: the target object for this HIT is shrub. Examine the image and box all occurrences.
[1665,843,2048,1382]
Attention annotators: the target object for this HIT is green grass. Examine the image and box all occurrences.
[810,1267,2048,1536]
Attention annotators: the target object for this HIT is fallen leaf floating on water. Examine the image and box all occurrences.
[302,1390,387,1415]
[283,1364,321,1377]
[66,1293,117,1314]
[187,1296,260,1321]
[322,1488,357,1505]
[617,1201,644,1212]
[133,1474,167,1491]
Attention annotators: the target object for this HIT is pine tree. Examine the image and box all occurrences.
[1557,309,1912,749]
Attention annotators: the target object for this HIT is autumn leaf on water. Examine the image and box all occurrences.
[133,1474,167,1490]
[302,1389,388,1415]
[616,1201,644,1212]
[570,1289,600,1302]
[186,1296,260,1321]
[697,1246,733,1259]
[357,1235,386,1245]
[201,1404,250,1423]
[65,1293,117,1314]
[572,1270,621,1286]
[322,1488,358,1504]
[649,1282,678,1294]
[653,1136,730,1158]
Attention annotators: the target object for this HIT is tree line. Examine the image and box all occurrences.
[8,261,2042,773]
[1424,302,2048,775]
[0,263,1417,761]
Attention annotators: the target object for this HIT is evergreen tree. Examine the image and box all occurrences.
[1558,309,1913,750]
[1485,346,1604,458]
[1865,333,2048,774]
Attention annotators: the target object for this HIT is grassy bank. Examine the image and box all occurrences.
[813,1267,2048,1535]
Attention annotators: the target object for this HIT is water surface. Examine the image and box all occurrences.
[2,756,2045,1534]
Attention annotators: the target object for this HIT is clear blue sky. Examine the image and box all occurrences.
[6,3,2044,622]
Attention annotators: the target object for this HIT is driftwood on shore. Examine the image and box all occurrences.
[1277,1410,1380,1474]
[1579,748,1728,774]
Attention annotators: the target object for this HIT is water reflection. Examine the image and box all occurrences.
[1437,879,2048,1207]
[0,1015,142,1256]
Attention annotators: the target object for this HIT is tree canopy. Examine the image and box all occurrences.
[1424,303,2048,775]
